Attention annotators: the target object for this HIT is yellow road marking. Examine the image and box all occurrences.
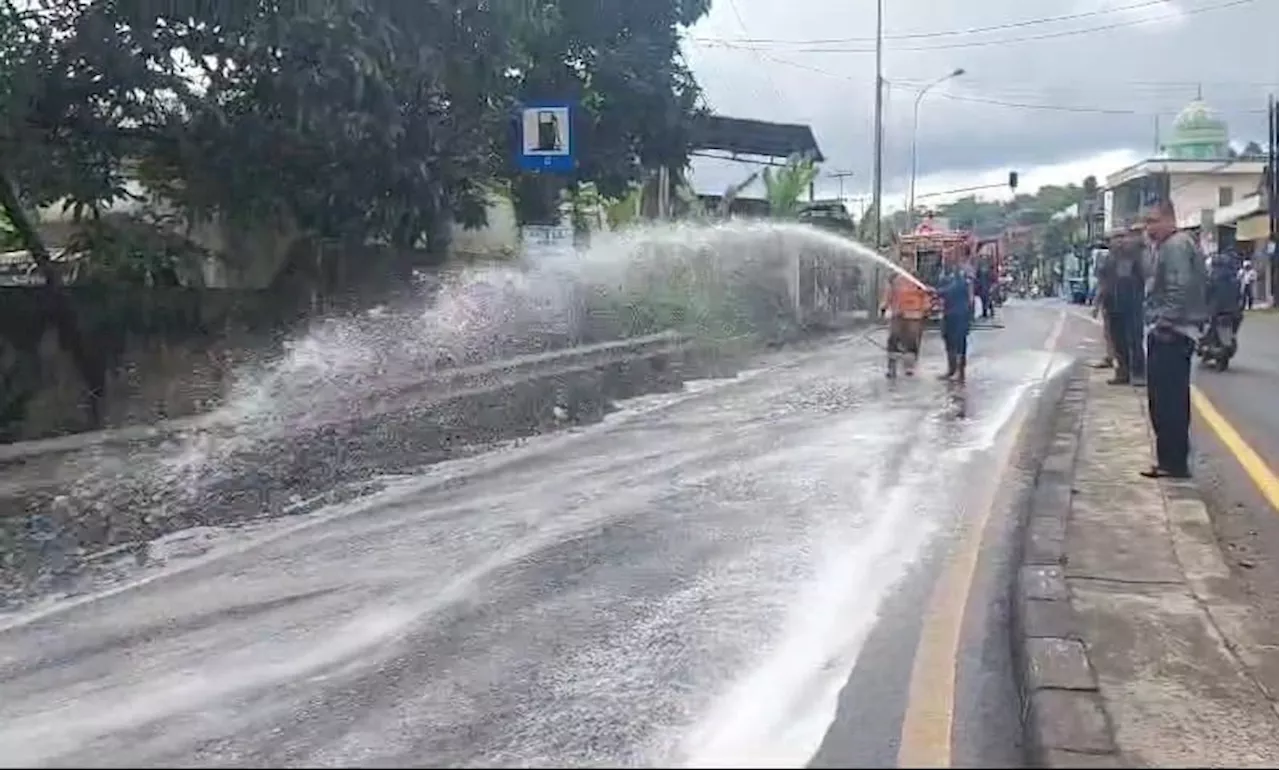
[1190,387,1279,511]
[1072,307,1278,511]
[897,310,1066,767]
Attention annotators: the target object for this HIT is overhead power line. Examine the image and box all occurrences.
[892,77,1279,96]
[691,0,1171,45]
[886,77,1278,120]
[888,83,1271,117]
[692,27,1272,120]
[692,0,1258,54]
[931,77,1279,89]
[724,0,793,118]
[927,91,1142,115]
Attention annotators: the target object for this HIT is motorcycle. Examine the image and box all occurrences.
[1197,311,1240,371]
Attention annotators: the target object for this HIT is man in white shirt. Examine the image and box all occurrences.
[1239,260,1258,310]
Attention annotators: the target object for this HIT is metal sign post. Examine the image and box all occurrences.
[1268,94,1278,300]
[516,101,576,257]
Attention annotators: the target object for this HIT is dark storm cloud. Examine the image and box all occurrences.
[683,0,1279,195]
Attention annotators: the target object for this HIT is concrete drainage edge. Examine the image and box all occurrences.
[1009,364,1125,768]
[0,321,873,463]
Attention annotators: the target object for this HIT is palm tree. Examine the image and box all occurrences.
[762,154,819,218]
[603,186,644,230]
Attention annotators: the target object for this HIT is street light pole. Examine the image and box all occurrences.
[870,0,884,252]
[906,68,965,231]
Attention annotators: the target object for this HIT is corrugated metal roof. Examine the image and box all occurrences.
[691,115,824,162]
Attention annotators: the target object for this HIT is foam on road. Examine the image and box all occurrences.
[0,328,1067,768]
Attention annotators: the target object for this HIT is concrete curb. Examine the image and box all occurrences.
[0,331,691,463]
[0,320,875,464]
[1011,367,1123,768]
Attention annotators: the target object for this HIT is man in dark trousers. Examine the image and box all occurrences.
[1096,226,1147,385]
[975,258,995,319]
[1141,201,1208,479]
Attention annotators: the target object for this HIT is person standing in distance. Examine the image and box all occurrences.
[1091,244,1118,371]
[1140,201,1208,479]
[1239,259,1258,310]
[1097,226,1147,385]
[934,253,973,384]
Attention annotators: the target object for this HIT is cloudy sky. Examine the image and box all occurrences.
[681,0,1279,210]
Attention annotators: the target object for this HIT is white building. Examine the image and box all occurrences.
[1103,97,1266,256]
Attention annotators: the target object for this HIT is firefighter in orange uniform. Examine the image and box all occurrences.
[880,273,934,377]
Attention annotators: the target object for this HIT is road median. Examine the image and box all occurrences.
[1012,366,1278,767]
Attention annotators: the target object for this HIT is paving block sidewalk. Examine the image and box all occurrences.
[1015,366,1279,768]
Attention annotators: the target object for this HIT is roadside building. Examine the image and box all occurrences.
[1103,97,1266,256]
[1215,192,1273,305]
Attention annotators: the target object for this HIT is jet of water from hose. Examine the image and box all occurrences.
[59,219,919,512]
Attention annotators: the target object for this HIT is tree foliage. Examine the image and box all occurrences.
[0,0,712,429]
[3,0,518,249]
[857,178,1099,244]
[0,0,712,266]
[761,155,818,218]
[505,0,710,223]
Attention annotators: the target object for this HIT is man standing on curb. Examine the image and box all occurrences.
[1092,246,1117,371]
[1140,201,1207,480]
[1097,226,1147,385]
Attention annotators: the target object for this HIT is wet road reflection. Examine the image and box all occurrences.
[0,308,1071,768]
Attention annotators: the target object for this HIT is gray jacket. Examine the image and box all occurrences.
[1098,243,1145,311]
[1145,231,1208,332]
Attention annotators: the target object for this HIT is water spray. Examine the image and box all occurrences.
[24,220,906,542]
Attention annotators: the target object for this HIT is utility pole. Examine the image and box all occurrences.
[870,0,884,252]
[829,170,855,202]
[1268,93,1278,301]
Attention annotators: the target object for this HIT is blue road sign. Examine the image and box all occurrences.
[517,102,574,173]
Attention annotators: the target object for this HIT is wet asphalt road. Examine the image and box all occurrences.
[1192,311,1278,471]
[1185,311,1279,685]
[0,303,1076,768]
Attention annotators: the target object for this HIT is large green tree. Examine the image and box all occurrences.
[1,0,513,282]
[0,0,713,425]
[858,179,1096,247]
[762,155,819,218]
[97,1,509,248]
[3,0,712,265]
[0,0,114,420]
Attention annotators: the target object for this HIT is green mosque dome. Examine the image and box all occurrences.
[1165,98,1230,160]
